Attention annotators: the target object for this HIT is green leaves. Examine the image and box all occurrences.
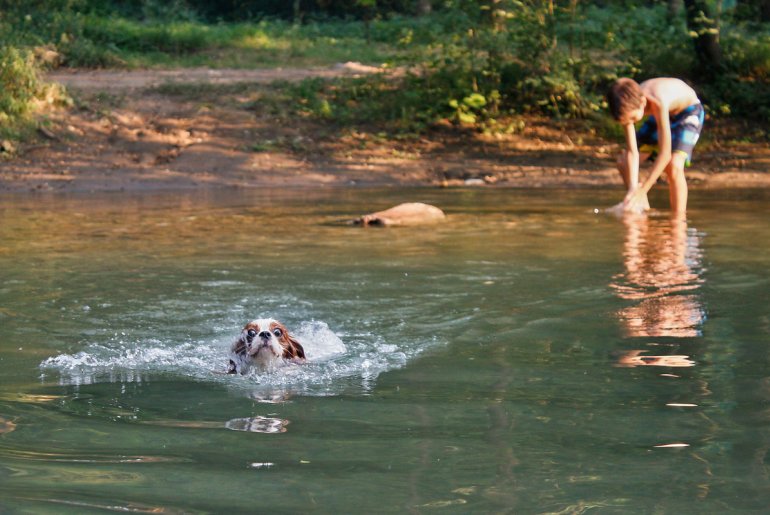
[0,46,40,121]
[449,92,491,124]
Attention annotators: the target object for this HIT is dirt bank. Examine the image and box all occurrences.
[2,65,768,193]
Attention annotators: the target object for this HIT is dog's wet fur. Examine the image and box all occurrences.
[227,319,305,374]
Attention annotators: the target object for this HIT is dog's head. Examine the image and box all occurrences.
[228,318,305,374]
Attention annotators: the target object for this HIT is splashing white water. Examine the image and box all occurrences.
[39,320,427,395]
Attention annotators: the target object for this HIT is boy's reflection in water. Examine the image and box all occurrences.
[611,214,705,367]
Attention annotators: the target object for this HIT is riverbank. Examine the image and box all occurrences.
[1,66,768,193]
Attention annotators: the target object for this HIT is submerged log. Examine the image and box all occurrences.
[353,202,446,227]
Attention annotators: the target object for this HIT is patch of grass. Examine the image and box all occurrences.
[149,82,261,113]
[71,90,126,117]
[150,81,248,98]
[248,140,277,152]
[254,76,444,136]
[51,15,405,69]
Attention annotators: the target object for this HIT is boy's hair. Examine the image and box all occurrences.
[607,78,644,120]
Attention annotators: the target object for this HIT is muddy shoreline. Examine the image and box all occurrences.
[2,66,768,194]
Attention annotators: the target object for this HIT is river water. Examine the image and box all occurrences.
[1,187,768,513]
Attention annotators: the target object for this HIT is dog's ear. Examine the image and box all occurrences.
[228,337,247,374]
[283,334,306,360]
[232,337,246,356]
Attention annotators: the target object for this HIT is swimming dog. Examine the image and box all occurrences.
[227,319,305,374]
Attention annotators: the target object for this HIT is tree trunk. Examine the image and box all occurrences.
[293,0,302,24]
[668,0,682,17]
[762,0,770,22]
[683,0,722,77]
[417,0,432,16]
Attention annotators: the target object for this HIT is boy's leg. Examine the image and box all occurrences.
[666,152,689,214]
[666,103,704,215]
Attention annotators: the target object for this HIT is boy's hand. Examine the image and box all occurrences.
[623,187,650,213]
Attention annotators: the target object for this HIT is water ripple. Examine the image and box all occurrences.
[13,496,197,514]
[0,448,192,464]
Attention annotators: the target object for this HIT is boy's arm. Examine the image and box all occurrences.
[623,122,640,192]
[624,103,671,210]
[635,103,671,196]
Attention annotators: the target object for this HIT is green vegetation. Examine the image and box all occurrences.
[64,17,404,68]
[0,45,69,141]
[1,0,768,141]
[0,46,40,122]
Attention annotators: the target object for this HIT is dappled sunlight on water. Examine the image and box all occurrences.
[224,416,289,433]
[615,349,695,368]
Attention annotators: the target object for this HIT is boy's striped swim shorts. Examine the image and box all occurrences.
[637,103,705,166]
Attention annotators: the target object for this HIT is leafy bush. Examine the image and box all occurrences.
[0,46,41,122]
[723,31,770,82]
[403,1,609,124]
[579,4,695,79]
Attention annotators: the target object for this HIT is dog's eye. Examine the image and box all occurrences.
[273,328,283,338]
[247,329,257,339]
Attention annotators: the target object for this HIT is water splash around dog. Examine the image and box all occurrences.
[39,320,426,397]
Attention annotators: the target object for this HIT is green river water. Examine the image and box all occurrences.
[0,187,768,513]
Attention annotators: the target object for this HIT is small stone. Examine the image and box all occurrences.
[0,140,16,154]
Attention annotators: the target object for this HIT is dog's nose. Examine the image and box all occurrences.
[258,330,272,340]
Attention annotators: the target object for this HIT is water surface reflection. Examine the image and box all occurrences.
[611,215,706,366]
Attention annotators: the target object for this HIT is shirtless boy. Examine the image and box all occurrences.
[607,77,705,215]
